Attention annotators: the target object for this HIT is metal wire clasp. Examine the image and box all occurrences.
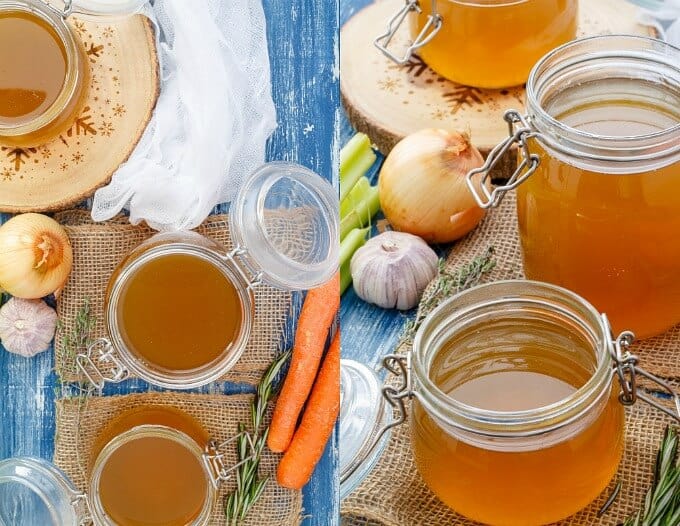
[374,0,442,65]
[202,432,256,488]
[46,0,74,19]
[71,492,93,525]
[228,246,263,290]
[76,338,129,392]
[466,110,540,209]
[605,315,680,423]
[340,353,413,486]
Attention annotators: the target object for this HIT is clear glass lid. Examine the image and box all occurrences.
[0,457,81,526]
[230,162,340,290]
[51,0,147,18]
[339,359,391,500]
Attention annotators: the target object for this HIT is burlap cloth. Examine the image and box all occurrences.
[341,193,680,525]
[54,392,301,525]
[53,210,292,385]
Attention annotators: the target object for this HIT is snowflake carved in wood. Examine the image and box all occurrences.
[1,168,12,181]
[74,20,87,36]
[99,122,115,137]
[378,77,402,93]
[2,147,37,172]
[430,108,448,121]
[395,54,430,78]
[442,86,484,114]
[85,43,105,63]
[67,107,98,137]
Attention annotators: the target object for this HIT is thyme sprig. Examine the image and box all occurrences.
[623,426,680,526]
[57,298,96,362]
[400,246,496,343]
[225,350,291,525]
[56,299,97,397]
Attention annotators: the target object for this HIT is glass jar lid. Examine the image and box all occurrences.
[230,162,339,291]
[0,457,82,526]
[339,359,391,500]
[51,0,147,18]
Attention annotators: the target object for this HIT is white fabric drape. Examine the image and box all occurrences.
[637,0,680,45]
[91,0,277,231]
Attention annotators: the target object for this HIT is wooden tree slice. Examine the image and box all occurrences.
[341,0,656,168]
[0,15,159,213]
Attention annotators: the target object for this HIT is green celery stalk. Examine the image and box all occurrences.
[340,133,372,178]
[340,262,353,295]
[340,176,371,218]
[340,133,376,202]
[340,227,369,294]
[340,184,380,240]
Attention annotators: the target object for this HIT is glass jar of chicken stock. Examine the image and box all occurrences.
[0,405,258,526]
[466,35,680,339]
[0,0,147,147]
[76,162,339,390]
[340,280,680,525]
[374,0,578,88]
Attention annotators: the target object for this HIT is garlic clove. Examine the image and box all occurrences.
[0,297,58,357]
[350,231,439,311]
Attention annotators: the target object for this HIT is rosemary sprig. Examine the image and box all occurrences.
[622,426,680,526]
[225,350,291,525]
[401,246,496,343]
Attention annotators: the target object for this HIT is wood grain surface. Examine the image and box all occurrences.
[0,1,339,525]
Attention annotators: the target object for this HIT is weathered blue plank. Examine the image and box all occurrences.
[0,0,339,524]
[338,0,412,374]
[263,0,340,522]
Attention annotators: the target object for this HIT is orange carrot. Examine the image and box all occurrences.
[277,330,340,489]
[268,273,340,453]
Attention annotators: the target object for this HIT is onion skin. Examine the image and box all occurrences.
[379,129,488,243]
[0,214,73,299]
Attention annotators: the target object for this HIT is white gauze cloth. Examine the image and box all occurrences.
[636,0,680,44]
[91,0,277,231]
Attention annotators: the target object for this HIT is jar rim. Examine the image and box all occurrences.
[0,0,84,136]
[105,241,253,389]
[412,280,614,439]
[89,424,214,526]
[525,34,680,173]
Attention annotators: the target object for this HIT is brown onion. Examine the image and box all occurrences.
[378,129,489,243]
[0,214,73,298]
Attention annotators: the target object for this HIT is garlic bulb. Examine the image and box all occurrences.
[0,213,73,299]
[0,297,58,357]
[350,231,438,310]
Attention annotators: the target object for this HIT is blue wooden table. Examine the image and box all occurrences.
[0,1,339,524]
[339,0,415,375]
